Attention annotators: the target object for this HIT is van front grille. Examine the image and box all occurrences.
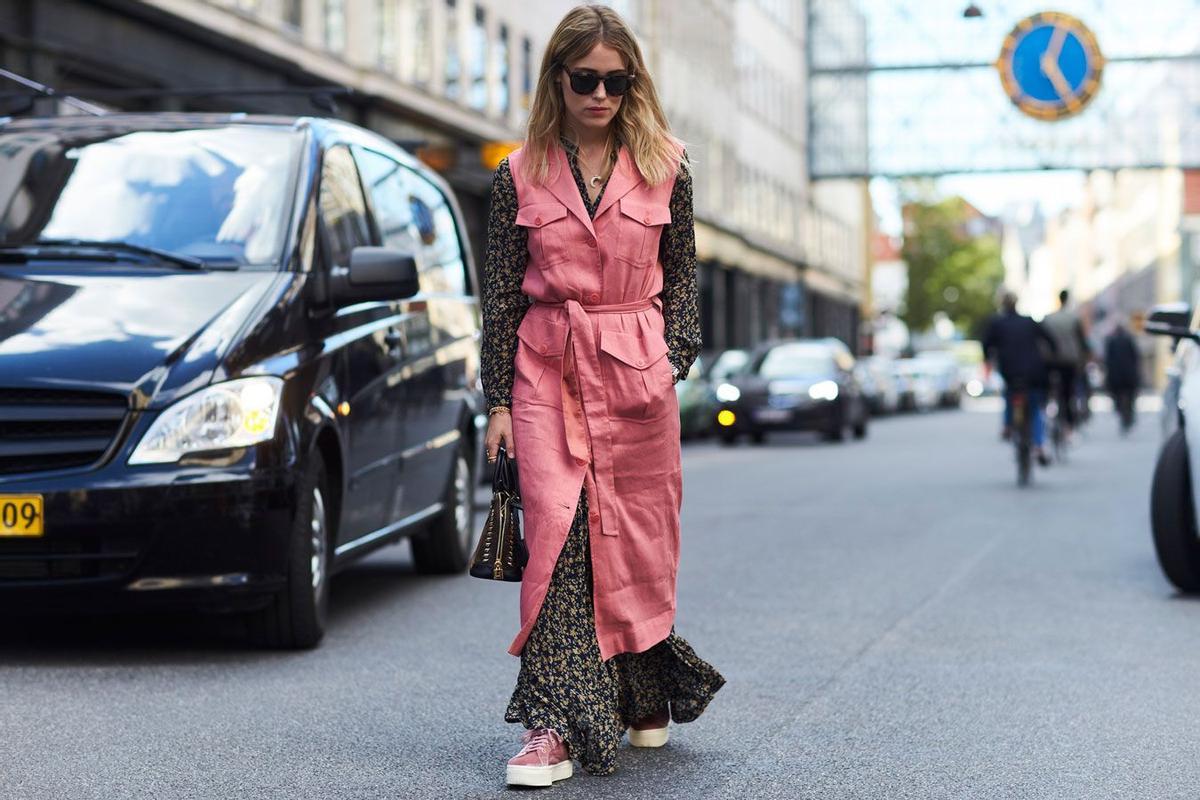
[0,531,140,582]
[0,388,128,476]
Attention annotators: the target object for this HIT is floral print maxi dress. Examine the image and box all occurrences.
[481,140,725,776]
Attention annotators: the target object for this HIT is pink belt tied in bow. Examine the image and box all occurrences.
[534,295,663,538]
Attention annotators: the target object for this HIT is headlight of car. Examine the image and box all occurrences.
[129,377,285,465]
[715,382,741,402]
[808,380,839,401]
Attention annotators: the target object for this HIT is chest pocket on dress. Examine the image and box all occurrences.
[599,328,673,420]
[615,198,671,269]
[514,315,570,408]
[516,203,570,270]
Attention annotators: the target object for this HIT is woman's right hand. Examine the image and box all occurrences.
[486,411,516,462]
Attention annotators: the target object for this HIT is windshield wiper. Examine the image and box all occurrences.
[31,238,216,270]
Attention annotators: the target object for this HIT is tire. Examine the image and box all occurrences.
[719,432,738,446]
[1017,443,1031,487]
[412,437,476,574]
[750,430,767,445]
[1151,430,1200,592]
[245,453,330,649]
[853,417,868,440]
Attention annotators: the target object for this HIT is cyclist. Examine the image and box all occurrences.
[982,291,1058,466]
[1041,289,1092,437]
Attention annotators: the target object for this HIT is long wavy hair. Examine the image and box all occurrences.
[520,4,684,187]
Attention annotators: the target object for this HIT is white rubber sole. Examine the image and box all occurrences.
[506,759,574,787]
[628,725,669,748]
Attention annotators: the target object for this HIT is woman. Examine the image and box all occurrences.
[481,4,724,788]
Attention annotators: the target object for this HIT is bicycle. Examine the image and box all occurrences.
[1009,386,1035,487]
[1046,371,1068,464]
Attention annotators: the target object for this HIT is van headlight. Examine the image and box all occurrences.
[129,377,284,465]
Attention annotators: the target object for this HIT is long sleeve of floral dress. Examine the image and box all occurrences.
[481,157,531,410]
[480,155,701,409]
[658,164,702,380]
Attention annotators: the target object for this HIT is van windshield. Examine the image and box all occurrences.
[0,125,303,268]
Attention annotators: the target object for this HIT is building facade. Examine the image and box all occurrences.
[0,0,867,352]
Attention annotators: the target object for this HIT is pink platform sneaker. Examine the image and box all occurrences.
[506,728,573,787]
[628,707,670,748]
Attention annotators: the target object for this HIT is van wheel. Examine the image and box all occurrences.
[245,454,329,649]
[413,438,476,574]
[1151,430,1200,592]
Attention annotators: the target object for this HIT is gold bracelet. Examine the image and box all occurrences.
[488,405,511,416]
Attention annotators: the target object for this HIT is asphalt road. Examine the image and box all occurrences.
[3,400,1197,799]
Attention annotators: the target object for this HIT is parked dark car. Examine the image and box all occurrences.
[1144,303,1200,591]
[0,113,484,648]
[713,338,869,444]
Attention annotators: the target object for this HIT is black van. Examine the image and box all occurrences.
[0,113,484,648]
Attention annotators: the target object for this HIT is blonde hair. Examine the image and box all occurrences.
[521,4,684,187]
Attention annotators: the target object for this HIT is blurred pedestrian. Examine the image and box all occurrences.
[1042,289,1091,435]
[479,4,724,788]
[982,291,1057,465]
[1104,319,1141,432]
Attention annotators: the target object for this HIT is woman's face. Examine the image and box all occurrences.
[558,42,627,138]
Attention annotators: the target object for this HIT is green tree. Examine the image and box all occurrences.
[900,196,1005,337]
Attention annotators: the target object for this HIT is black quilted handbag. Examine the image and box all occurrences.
[469,446,528,581]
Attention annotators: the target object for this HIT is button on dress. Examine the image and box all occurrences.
[481,139,723,775]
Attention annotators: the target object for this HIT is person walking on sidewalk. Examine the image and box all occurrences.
[1104,319,1141,432]
[479,4,724,788]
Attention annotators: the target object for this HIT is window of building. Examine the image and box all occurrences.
[445,0,461,101]
[323,0,346,52]
[469,5,488,111]
[412,0,433,87]
[282,0,301,29]
[522,36,533,109]
[496,23,510,115]
[377,0,397,72]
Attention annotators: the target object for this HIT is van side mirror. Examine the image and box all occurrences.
[330,246,420,305]
[1144,302,1198,342]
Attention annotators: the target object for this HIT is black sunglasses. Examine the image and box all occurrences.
[561,68,635,97]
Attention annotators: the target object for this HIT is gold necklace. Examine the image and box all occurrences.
[578,138,614,188]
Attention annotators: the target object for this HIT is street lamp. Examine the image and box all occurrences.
[963,3,984,18]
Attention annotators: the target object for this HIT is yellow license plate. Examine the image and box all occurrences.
[0,495,43,537]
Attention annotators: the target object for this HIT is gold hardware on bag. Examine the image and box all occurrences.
[469,447,527,581]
